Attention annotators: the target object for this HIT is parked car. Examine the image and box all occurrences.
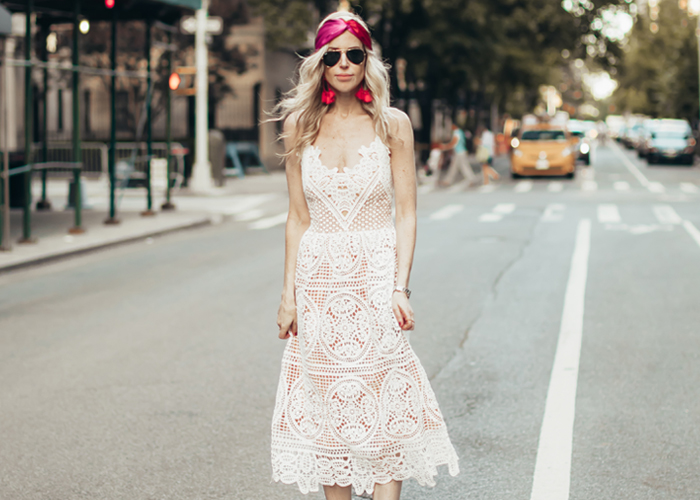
[646,119,695,165]
[510,125,577,178]
[636,119,658,159]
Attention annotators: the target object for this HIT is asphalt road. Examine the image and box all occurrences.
[1,140,699,500]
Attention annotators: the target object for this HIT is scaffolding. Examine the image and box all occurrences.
[0,0,200,250]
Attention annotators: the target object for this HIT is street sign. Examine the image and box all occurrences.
[180,16,223,36]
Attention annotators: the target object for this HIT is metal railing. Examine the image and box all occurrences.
[30,143,108,178]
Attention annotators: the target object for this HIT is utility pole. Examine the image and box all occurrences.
[189,0,213,192]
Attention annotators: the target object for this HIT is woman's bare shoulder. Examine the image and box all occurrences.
[283,111,301,136]
[387,107,413,143]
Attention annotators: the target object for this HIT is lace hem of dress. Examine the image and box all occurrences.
[271,429,460,495]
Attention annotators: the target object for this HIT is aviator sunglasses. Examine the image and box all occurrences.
[322,48,366,67]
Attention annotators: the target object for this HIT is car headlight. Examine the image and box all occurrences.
[513,149,524,157]
[511,137,520,148]
[562,148,572,157]
[580,143,590,154]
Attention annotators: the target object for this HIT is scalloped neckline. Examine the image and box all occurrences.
[308,136,384,174]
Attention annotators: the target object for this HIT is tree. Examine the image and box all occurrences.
[613,2,698,125]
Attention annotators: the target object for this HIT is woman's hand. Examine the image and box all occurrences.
[277,298,297,339]
[392,291,415,331]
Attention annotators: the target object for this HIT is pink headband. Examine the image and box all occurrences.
[314,18,372,51]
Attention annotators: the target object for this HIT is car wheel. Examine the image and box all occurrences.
[511,172,521,179]
[565,171,575,179]
[584,156,590,166]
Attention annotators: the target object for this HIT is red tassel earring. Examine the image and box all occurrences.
[355,82,373,103]
[321,78,336,105]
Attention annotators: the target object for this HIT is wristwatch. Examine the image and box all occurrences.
[393,287,411,299]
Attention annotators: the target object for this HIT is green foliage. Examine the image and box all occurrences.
[614,3,698,124]
[247,0,631,120]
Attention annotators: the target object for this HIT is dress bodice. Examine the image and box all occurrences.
[301,138,394,233]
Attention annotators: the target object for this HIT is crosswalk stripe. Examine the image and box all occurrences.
[648,182,665,193]
[653,204,682,225]
[597,204,621,223]
[548,182,563,192]
[249,212,288,230]
[235,208,265,222]
[613,181,630,192]
[479,213,503,222]
[478,184,498,193]
[680,182,699,194]
[430,204,464,220]
[493,203,516,214]
[542,203,566,222]
[417,184,434,194]
[581,180,598,192]
[515,180,533,193]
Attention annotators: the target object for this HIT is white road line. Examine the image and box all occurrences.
[235,208,265,222]
[581,180,598,192]
[597,204,621,224]
[493,203,516,214]
[683,220,700,248]
[530,219,591,500]
[515,180,533,193]
[478,184,498,193]
[448,181,468,193]
[548,181,564,192]
[479,213,503,222]
[611,142,667,194]
[249,212,288,230]
[653,204,682,225]
[680,182,699,194]
[430,204,464,221]
[417,184,435,194]
[613,181,630,192]
[648,181,665,193]
[542,203,566,222]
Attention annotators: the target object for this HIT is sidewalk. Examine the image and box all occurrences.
[0,172,288,273]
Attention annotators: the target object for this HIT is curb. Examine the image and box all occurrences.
[0,216,212,275]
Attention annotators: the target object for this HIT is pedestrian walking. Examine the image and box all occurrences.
[271,11,459,500]
[477,126,500,185]
[439,124,477,187]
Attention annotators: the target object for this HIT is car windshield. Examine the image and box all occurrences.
[521,130,566,141]
[653,130,688,139]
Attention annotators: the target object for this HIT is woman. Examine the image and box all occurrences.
[272,11,459,500]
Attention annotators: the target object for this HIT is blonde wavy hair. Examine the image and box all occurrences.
[273,11,395,160]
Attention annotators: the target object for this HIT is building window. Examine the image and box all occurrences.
[115,91,129,132]
[84,90,91,135]
[57,88,64,132]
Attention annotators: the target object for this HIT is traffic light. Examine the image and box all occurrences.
[171,67,196,96]
[105,0,115,9]
[168,72,181,91]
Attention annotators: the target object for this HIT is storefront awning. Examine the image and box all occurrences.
[0,4,12,35]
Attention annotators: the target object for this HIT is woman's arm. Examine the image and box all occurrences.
[277,115,311,339]
[389,109,417,331]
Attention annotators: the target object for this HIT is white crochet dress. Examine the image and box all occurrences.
[271,137,459,495]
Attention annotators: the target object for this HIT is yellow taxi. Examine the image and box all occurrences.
[510,125,577,178]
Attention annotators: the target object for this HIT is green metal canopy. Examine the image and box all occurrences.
[157,0,202,10]
[0,4,12,35]
[3,0,201,22]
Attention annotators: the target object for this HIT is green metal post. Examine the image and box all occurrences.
[69,0,83,234]
[142,19,155,216]
[1,37,10,251]
[19,0,34,243]
[37,23,51,210]
[105,6,119,225]
[162,30,175,211]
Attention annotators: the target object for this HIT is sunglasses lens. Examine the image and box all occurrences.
[323,52,341,67]
[347,49,366,65]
